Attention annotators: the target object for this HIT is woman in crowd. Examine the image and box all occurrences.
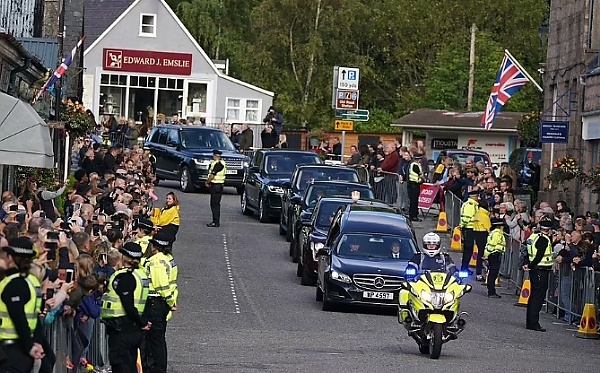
[151,192,180,241]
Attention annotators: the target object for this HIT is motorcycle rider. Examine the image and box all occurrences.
[399,232,456,311]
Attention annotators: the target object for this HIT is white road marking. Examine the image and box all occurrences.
[222,234,241,314]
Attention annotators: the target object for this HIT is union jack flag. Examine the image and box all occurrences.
[481,52,530,130]
[31,36,85,105]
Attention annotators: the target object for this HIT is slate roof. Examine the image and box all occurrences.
[16,37,59,68]
[84,0,136,48]
[391,109,523,133]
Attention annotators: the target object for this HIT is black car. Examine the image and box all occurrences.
[316,203,418,311]
[289,180,374,263]
[240,149,322,223]
[508,147,542,186]
[279,164,362,240]
[297,198,399,286]
[144,125,250,193]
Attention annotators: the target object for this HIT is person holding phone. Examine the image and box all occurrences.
[0,237,45,372]
[101,242,150,373]
[150,192,180,239]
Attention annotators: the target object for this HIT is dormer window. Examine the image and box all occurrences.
[139,14,156,37]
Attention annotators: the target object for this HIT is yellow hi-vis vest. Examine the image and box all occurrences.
[460,198,478,229]
[526,233,553,268]
[101,268,149,319]
[209,160,226,184]
[408,161,423,183]
[145,252,175,307]
[165,253,179,321]
[0,273,42,340]
[484,228,506,257]
[136,235,152,255]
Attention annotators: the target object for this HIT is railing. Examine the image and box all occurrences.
[444,191,600,327]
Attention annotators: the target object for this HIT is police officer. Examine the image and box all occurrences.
[205,149,226,227]
[407,151,424,222]
[101,242,150,373]
[523,219,554,332]
[459,189,480,273]
[135,218,155,256]
[0,237,44,373]
[161,237,178,322]
[143,233,176,373]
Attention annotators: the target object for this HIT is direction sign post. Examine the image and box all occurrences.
[337,67,360,90]
[336,90,359,110]
[334,120,354,131]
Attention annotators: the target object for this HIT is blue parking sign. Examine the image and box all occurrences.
[338,91,345,99]
[348,70,357,80]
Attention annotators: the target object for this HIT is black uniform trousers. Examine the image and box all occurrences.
[209,183,224,224]
[408,181,421,219]
[142,297,170,373]
[106,322,143,373]
[486,252,502,295]
[526,268,550,329]
[0,343,33,373]
[473,230,489,275]
[461,228,475,271]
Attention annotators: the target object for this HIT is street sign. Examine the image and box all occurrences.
[337,67,360,90]
[540,121,569,143]
[334,120,354,131]
[335,109,369,117]
[336,90,359,110]
[343,113,369,122]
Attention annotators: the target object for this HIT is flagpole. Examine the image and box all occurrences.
[504,49,543,92]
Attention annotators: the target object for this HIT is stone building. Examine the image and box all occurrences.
[542,0,600,211]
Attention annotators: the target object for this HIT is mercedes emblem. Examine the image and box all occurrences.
[374,277,385,289]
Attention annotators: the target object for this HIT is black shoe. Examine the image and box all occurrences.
[527,327,546,332]
[207,222,220,227]
[411,218,422,222]
[488,294,501,299]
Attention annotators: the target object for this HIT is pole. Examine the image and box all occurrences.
[341,131,346,164]
[63,132,70,183]
[56,0,66,175]
[504,49,544,92]
[467,23,477,111]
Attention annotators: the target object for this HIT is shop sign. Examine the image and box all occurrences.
[540,121,568,143]
[431,139,457,149]
[457,135,509,164]
[103,48,193,75]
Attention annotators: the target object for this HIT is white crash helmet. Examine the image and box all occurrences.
[421,232,442,257]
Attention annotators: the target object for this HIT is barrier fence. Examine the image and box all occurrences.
[444,190,600,328]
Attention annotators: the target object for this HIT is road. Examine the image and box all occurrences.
[158,182,597,373]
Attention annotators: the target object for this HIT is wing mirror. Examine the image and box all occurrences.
[316,247,330,257]
[463,284,473,294]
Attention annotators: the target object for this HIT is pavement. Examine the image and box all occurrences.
[158,181,598,373]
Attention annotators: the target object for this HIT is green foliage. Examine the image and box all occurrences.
[171,0,549,129]
[517,111,541,147]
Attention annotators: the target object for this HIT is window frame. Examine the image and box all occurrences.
[225,97,262,124]
[139,13,157,37]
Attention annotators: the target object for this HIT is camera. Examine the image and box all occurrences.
[9,205,18,212]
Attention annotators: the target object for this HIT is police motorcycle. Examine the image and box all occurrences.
[397,233,472,359]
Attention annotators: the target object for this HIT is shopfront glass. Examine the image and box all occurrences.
[185,82,207,116]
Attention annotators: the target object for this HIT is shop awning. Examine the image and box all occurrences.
[0,92,54,168]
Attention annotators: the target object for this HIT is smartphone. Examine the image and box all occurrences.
[93,224,103,235]
[112,214,122,223]
[60,221,71,231]
[65,269,74,283]
[73,203,81,211]
[46,231,60,240]
[92,215,98,221]
[101,253,107,263]
[45,288,55,300]
[39,211,46,219]
[9,204,18,212]
[45,244,57,260]
[45,269,58,282]
[118,220,126,231]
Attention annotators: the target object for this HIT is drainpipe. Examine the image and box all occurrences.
[8,58,32,97]
[578,79,586,211]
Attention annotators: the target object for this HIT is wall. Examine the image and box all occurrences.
[62,0,84,98]
[456,133,514,165]
[0,0,44,38]
[541,0,589,209]
[215,76,273,125]
[42,0,60,38]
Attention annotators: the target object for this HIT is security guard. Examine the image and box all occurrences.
[483,218,506,298]
[459,189,480,273]
[135,218,155,256]
[0,237,44,373]
[142,232,176,373]
[407,151,424,222]
[101,242,150,373]
[161,237,178,321]
[523,219,554,332]
[205,149,226,227]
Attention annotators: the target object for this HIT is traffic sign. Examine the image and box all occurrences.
[336,90,359,110]
[335,109,369,118]
[334,120,354,131]
[337,67,360,90]
[343,114,369,122]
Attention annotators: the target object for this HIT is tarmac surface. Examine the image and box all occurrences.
[158,182,598,373]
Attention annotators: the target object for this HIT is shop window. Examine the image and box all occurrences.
[140,14,156,37]
[100,86,125,117]
[100,74,127,86]
[226,98,262,123]
[186,83,208,114]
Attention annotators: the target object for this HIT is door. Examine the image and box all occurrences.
[148,128,167,177]
[162,128,182,175]
[246,151,263,207]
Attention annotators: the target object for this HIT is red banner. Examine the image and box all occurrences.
[418,183,440,210]
[103,48,193,75]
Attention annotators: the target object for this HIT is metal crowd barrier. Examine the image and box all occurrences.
[444,191,463,229]
[368,170,401,207]
[44,317,109,373]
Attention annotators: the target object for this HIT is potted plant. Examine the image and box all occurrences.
[546,156,580,191]
[60,99,93,138]
[308,128,325,147]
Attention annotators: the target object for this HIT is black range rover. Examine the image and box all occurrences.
[145,125,250,193]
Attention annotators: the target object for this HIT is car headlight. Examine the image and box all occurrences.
[194,159,211,169]
[243,161,249,168]
[330,270,352,284]
[268,185,285,193]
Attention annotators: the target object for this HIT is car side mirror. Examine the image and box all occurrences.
[281,181,292,189]
[290,195,301,204]
[316,247,330,257]
[166,141,177,148]
[463,284,473,294]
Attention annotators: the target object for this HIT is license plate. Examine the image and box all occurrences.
[363,291,393,300]
[226,169,238,174]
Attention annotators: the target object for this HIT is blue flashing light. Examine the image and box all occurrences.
[457,271,469,279]
[405,267,417,277]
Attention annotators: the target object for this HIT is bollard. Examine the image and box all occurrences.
[515,272,531,306]
[436,211,448,233]
[469,245,478,267]
[576,303,599,339]
[450,227,462,252]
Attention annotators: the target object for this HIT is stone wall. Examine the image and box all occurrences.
[42,0,60,38]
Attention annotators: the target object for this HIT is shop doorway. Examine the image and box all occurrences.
[129,88,154,131]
